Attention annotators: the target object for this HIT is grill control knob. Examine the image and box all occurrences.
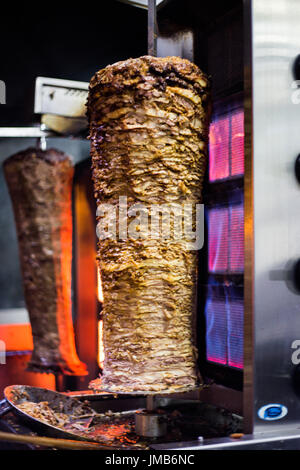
[293,259,300,292]
[295,154,300,184]
[293,55,300,81]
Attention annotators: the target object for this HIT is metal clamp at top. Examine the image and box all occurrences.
[34,77,88,119]
[34,77,89,136]
[0,77,90,142]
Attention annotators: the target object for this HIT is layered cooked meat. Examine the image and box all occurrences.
[3,148,87,376]
[88,56,211,393]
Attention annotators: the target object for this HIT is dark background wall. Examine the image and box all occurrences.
[0,2,147,127]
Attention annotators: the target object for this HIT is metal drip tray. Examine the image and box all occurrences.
[0,388,242,450]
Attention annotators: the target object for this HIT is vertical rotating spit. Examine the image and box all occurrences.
[133,0,184,440]
[135,395,167,438]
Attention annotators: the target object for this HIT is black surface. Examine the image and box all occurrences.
[0,410,38,450]
[0,2,147,127]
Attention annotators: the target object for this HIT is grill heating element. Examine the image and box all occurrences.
[205,106,244,370]
[209,109,244,182]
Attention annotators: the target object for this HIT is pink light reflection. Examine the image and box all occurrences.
[209,117,230,181]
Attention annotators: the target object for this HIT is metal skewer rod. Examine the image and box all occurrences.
[55,373,64,393]
[146,395,155,412]
[135,395,167,437]
[148,0,158,56]
[36,124,47,150]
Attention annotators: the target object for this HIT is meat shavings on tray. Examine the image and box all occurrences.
[18,401,70,428]
[9,389,147,449]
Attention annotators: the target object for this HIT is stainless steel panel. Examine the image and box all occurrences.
[151,430,300,450]
[157,31,194,62]
[244,0,300,433]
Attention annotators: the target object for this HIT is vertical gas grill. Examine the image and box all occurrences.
[2,0,300,450]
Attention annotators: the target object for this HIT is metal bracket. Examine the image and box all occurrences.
[34,77,88,118]
[0,126,54,139]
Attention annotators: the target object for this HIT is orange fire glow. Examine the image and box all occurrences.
[98,320,105,370]
[97,266,105,369]
[97,267,104,303]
